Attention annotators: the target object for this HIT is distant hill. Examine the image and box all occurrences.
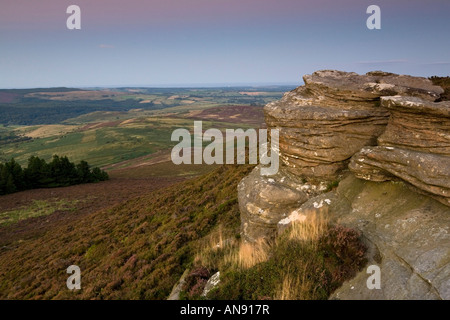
[0,87,291,125]
[0,87,153,125]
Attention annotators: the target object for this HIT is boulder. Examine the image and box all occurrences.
[167,268,190,300]
[350,96,450,206]
[264,70,444,180]
[378,96,450,155]
[201,272,220,298]
[238,166,310,242]
[328,174,450,300]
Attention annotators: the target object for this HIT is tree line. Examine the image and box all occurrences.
[0,98,159,125]
[0,155,109,195]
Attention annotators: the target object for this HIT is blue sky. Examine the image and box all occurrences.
[1,0,449,88]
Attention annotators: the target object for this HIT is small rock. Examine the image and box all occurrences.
[201,272,220,298]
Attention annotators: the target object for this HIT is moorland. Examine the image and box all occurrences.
[0,77,448,299]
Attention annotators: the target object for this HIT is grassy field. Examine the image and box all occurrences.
[0,164,253,299]
[0,87,276,168]
[0,86,291,125]
[0,105,265,168]
[0,199,80,227]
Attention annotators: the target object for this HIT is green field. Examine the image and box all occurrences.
[1,119,255,168]
[0,86,280,169]
[0,86,291,125]
[0,199,80,227]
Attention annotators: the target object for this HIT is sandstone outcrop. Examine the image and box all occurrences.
[273,173,450,300]
[264,70,443,180]
[238,167,309,242]
[238,70,449,299]
[240,70,446,242]
[328,174,450,300]
[350,96,450,206]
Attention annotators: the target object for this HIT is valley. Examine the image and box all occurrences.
[0,86,287,299]
[0,87,282,167]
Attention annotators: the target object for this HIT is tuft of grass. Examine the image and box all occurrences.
[194,226,236,269]
[325,180,340,192]
[287,208,329,244]
[226,239,270,270]
[274,269,314,300]
[194,228,270,272]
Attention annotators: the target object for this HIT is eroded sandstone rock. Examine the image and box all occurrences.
[241,70,447,242]
[304,70,443,103]
[238,166,309,242]
[378,96,450,154]
[350,96,450,206]
[238,70,448,299]
[328,174,450,300]
[264,70,444,180]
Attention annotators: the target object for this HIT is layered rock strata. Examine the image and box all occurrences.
[239,70,445,242]
[264,70,444,180]
[350,96,450,206]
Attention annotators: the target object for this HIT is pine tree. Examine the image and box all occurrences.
[76,160,92,183]
[5,174,16,194]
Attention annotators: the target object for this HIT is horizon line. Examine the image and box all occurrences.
[0,82,300,90]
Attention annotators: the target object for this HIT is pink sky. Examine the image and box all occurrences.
[1,0,359,30]
[1,0,449,87]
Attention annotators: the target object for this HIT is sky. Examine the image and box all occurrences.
[1,0,449,88]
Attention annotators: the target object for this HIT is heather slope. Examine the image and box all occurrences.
[0,164,253,299]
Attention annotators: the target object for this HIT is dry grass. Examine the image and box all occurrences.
[224,239,270,270]
[194,226,237,269]
[195,227,271,271]
[274,207,330,300]
[287,207,329,245]
[274,263,325,300]
[275,271,311,300]
[189,204,367,300]
[275,274,297,300]
[202,205,367,300]
[196,207,329,273]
